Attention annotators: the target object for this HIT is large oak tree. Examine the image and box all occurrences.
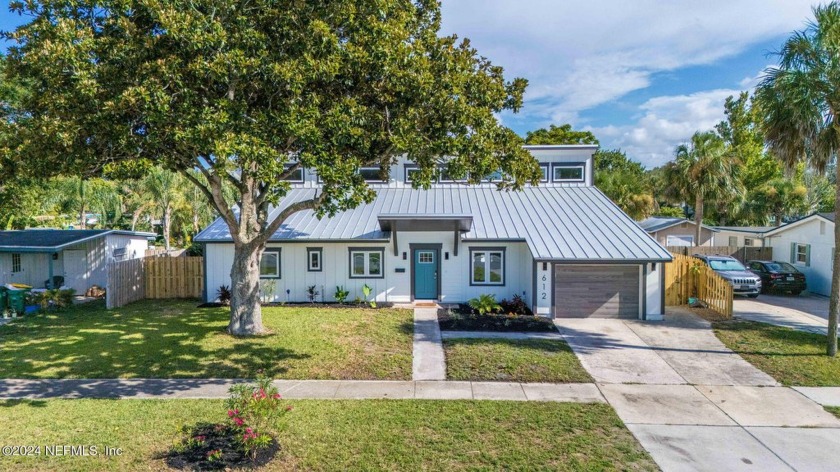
[2,0,540,335]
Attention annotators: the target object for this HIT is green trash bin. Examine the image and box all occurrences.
[0,287,7,313]
[7,288,30,314]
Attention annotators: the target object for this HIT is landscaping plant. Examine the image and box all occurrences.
[216,285,232,306]
[168,375,291,469]
[469,294,501,315]
[334,286,350,304]
[306,285,320,304]
[362,284,376,308]
[29,289,75,312]
[499,294,530,316]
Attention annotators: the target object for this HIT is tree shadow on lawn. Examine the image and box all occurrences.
[0,300,309,380]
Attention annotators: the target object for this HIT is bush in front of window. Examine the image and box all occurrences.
[334,286,350,304]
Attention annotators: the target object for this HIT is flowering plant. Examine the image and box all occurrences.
[225,375,292,458]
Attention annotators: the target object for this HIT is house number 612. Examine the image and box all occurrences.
[541,274,547,300]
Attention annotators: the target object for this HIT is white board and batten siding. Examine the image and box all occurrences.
[204,235,534,304]
[0,233,148,292]
[766,218,834,296]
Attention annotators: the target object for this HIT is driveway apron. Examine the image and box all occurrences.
[555,309,840,471]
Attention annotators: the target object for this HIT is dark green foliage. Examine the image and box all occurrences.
[524,124,599,145]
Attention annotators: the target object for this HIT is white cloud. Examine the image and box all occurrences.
[440,0,815,158]
[588,89,742,167]
[441,1,812,116]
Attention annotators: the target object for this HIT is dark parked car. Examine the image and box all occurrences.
[746,260,807,295]
[693,254,762,298]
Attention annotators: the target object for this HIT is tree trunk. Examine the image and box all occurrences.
[827,162,840,356]
[775,209,783,227]
[131,208,143,232]
[79,203,86,229]
[694,194,704,247]
[163,205,172,250]
[228,242,266,335]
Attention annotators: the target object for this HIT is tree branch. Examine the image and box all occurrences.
[256,189,325,246]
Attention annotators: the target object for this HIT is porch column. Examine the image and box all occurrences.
[47,253,55,289]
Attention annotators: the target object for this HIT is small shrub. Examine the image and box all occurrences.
[216,285,232,306]
[29,289,76,312]
[362,284,376,308]
[468,294,501,315]
[334,286,350,304]
[166,376,290,470]
[306,285,319,303]
[499,294,530,316]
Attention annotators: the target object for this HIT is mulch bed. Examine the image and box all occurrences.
[164,423,279,471]
[438,305,557,332]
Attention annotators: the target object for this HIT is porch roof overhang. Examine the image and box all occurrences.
[376,214,473,232]
[378,214,472,257]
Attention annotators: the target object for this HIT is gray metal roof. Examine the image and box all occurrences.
[195,186,671,262]
[638,217,718,233]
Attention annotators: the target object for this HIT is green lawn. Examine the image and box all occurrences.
[825,406,840,419]
[444,338,593,383]
[713,320,840,386]
[0,399,656,471]
[0,300,413,379]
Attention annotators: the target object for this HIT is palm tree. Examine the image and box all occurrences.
[666,131,740,245]
[142,168,186,250]
[755,2,840,356]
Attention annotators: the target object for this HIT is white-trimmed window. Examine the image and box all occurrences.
[793,243,810,266]
[359,167,386,182]
[728,236,738,246]
[404,165,420,183]
[113,247,127,260]
[552,163,585,182]
[11,253,21,273]
[666,235,694,247]
[539,163,549,182]
[281,164,304,182]
[470,248,504,285]
[260,249,281,278]
[307,247,322,272]
[349,248,384,278]
[744,238,754,247]
[439,166,467,183]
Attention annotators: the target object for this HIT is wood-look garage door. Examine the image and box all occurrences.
[554,265,640,318]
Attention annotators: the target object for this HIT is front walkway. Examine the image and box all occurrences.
[412,307,446,380]
[555,308,840,472]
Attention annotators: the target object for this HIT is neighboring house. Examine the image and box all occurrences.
[713,226,773,247]
[638,217,717,247]
[764,213,835,296]
[0,230,153,293]
[196,145,671,320]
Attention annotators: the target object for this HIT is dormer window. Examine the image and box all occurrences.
[281,164,304,183]
[539,163,549,182]
[552,163,585,183]
[439,166,467,183]
[359,166,387,182]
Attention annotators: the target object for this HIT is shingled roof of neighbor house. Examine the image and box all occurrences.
[0,229,155,252]
[196,186,671,262]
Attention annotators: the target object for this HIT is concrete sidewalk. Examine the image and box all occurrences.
[0,378,605,402]
[555,310,840,471]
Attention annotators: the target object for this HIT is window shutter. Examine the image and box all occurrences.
[790,243,796,264]
[806,244,811,267]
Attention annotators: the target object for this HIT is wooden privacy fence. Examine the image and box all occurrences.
[145,256,204,299]
[106,256,204,308]
[106,258,145,309]
[667,246,772,263]
[665,253,734,318]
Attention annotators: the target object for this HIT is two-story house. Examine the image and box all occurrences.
[196,145,671,319]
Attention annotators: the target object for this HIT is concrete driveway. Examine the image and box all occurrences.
[555,309,840,471]
[735,293,829,335]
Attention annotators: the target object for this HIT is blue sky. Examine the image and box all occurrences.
[0,1,821,167]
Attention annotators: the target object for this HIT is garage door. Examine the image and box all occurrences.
[554,265,640,318]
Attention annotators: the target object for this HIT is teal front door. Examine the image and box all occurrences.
[414,249,439,300]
